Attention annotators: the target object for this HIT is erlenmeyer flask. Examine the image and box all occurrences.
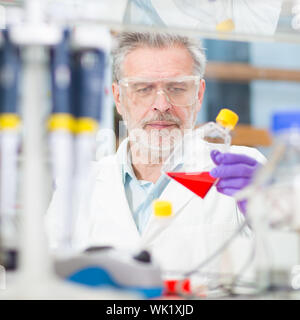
[162,108,239,199]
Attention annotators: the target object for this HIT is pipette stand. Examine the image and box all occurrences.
[0,0,138,300]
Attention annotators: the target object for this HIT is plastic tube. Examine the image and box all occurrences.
[48,29,75,250]
[71,35,109,239]
[0,29,21,270]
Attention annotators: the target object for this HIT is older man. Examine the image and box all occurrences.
[46,32,264,273]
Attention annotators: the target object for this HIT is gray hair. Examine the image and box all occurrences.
[112,31,206,82]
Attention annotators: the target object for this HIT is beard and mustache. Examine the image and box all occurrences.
[122,108,195,165]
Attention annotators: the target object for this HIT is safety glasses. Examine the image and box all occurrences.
[118,75,201,108]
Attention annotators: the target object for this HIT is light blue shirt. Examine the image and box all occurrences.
[121,147,170,234]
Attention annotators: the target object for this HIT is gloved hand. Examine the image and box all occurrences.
[209,150,260,215]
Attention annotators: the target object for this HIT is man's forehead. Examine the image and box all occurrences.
[122,45,194,79]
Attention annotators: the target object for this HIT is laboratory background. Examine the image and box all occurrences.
[0,0,300,300]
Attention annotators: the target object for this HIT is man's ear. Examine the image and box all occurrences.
[196,79,206,113]
[112,82,123,116]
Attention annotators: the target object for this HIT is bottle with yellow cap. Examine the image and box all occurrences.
[191,107,239,173]
[144,200,173,244]
[201,108,239,149]
[153,200,173,219]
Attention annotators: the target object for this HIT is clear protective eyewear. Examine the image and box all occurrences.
[118,75,201,108]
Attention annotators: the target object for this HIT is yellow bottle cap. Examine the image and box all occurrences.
[216,19,235,33]
[216,108,239,130]
[153,200,173,218]
[76,117,99,134]
[0,114,20,130]
[47,113,76,133]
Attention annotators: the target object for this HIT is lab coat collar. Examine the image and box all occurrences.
[117,139,195,242]
[119,139,138,185]
[101,137,198,244]
[118,137,196,215]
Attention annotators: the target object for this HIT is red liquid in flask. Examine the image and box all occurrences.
[166,171,217,198]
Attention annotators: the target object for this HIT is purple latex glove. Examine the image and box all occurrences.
[210,150,260,215]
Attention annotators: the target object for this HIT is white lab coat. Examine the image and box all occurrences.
[46,138,265,274]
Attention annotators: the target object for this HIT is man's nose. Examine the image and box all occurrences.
[152,90,171,113]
